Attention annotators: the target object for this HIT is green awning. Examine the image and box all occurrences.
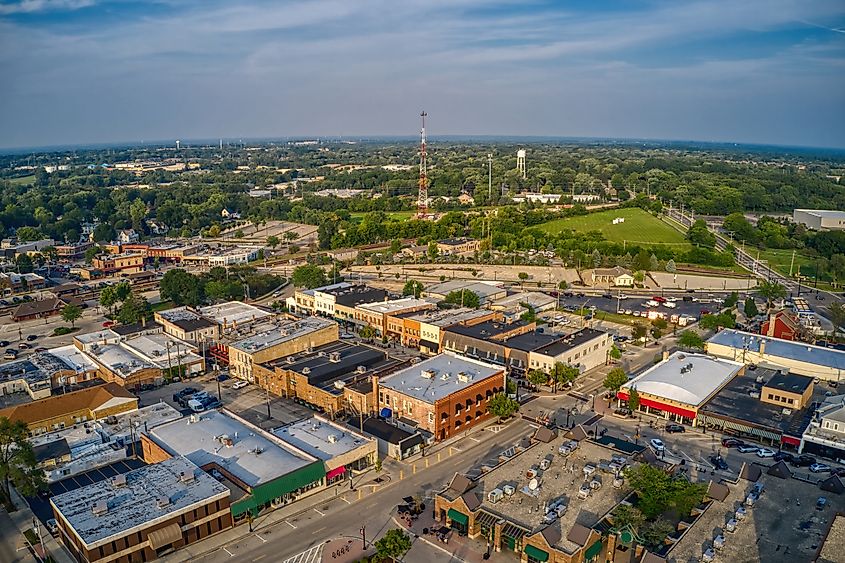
[584,539,603,561]
[447,508,468,526]
[524,544,549,562]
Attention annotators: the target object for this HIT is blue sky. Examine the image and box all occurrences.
[0,0,844,149]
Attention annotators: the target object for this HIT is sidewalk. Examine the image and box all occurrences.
[393,510,516,563]
[8,487,75,563]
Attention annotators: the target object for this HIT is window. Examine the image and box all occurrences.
[428,412,434,424]
[767,394,774,400]
[788,398,794,405]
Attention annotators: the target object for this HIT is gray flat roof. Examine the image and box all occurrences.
[708,329,845,370]
[231,316,336,354]
[796,209,845,219]
[423,280,505,300]
[357,297,431,315]
[50,456,228,548]
[272,416,373,461]
[379,352,503,404]
[198,301,273,327]
[403,307,492,327]
[148,409,317,488]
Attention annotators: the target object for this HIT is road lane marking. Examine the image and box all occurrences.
[253,555,266,561]
[223,547,235,557]
[285,520,297,529]
[313,507,325,516]
[255,533,267,543]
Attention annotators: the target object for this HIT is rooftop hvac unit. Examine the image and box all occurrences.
[356,365,367,374]
[318,351,327,357]
[302,367,311,375]
[457,372,472,383]
[327,434,338,443]
[756,376,765,384]
[782,408,792,415]
[180,471,195,483]
[156,497,171,509]
[112,474,127,488]
[502,484,515,496]
[440,373,450,381]
[487,488,503,504]
[421,369,435,379]
[749,392,760,399]
[92,501,108,515]
[329,351,341,363]
[287,356,295,364]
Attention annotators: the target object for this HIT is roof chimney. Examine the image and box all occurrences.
[759,340,766,357]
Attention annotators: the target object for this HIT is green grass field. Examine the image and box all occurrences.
[7,175,35,186]
[537,208,691,248]
[350,210,416,222]
[757,248,835,290]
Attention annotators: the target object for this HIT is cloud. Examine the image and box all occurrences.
[0,0,96,15]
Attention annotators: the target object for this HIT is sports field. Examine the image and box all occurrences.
[537,208,691,247]
[757,248,834,290]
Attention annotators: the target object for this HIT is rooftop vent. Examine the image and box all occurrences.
[92,501,108,515]
[302,367,311,375]
[112,474,127,488]
[457,372,472,383]
[421,369,436,379]
[329,351,341,363]
[286,356,295,364]
[440,373,451,381]
[327,434,338,444]
[180,471,195,483]
[356,365,367,374]
[156,497,170,509]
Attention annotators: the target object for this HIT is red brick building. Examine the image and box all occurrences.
[761,310,801,341]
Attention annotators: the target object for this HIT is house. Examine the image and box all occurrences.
[760,310,802,341]
[11,297,65,322]
[458,192,475,205]
[221,208,241,220]
[117,229,139,244]
[590,267,634,287]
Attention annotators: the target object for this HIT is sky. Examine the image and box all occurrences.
[0,0,844,150]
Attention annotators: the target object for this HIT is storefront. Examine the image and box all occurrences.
[447,508,469,535]
[524,544,549,563]
[616,391,697,426]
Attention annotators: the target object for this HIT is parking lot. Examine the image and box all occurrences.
[551,290,732,321]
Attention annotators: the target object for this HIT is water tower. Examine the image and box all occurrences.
[516,149,526,179]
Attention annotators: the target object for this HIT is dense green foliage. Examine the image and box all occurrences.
[625,464,707,520]
[487,393,519,418]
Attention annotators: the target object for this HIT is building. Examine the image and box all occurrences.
[354,297,434,337]
[491,292,557,315]
[326,248,359,262]
[272,416,377,485]
[572,194,600,203]
[155,307,220,343]
[793,209,845,231]
[206,246,261,266]
[800,394,845,460]
[11,297,65,321]
[590,267,634,287]
[0,272,46,294]
[510,192,563,204]
[706,329,845,383]
[360,417,423,460]
[143,409,326,519]
[618,352,745,426]
[199,301,274,333]
[436,238,481,256]
[760,310,802,341]
[117,229,140,244]
[287,282,351,315]
[697,366,822,449]
[388,307,498,352]
[0,356,55,401]
[0,382,138,435]
[443,319,536,373]
[376,352,506,441]
[527,328,613,375]
[51,456,232,563]
[316,284,387,321]
[55,241,94,260]
[91,253,145,276]
[228,316,338,382]
[422,280,507,304]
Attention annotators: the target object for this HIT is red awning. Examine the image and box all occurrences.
[781,435,801,447]
[326,466,346,480]
[617,392,696,420]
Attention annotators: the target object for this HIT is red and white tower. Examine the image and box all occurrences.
[417,111,428,218]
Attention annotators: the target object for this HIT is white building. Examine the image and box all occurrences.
[793,209,845,231]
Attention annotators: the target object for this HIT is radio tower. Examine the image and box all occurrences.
[417,111,428,218]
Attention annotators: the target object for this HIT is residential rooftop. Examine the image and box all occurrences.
[356,297,432,315]
[230,316,336,354]
[50,456,228,549]
[272,416,373,461]
[148,409,318,488]
[623,352,744,407]
[198,301,273,328]
[708,329,845,371]
[378,352,503,404]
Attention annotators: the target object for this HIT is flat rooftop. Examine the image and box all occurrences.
[357,297,431,315]
[199,301,273,327]
[446,319,532,341]
[43,345,98,375]
[669,471,845,563]
[50,456,228,548]
[402,307,493,327]
[156,307,217,331]
[796,209,845,219]
[465,439,629,554]
[267,341,395,391]
[533,329,608,358]
[231,316,336,354]
[0,357,52,388]
[272,416,373,461]
[708,329,845,371]
[87,343,154,378]
[378,352,503,404]
[624,352,744,407]
[333,287,388,308]
[700,366,832,438]
[493,292,557,309]
[148,409,318,488]
[75,329,120,346]
[121,333,203,367]
[423,280,505,300]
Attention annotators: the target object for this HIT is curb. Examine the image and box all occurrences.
[391,516,467,563]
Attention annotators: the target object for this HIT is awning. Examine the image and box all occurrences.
[584,539,603,561]
[447,508,468,526]
[475,510,500,528]
[147,523,182,550]
[326,466,346,480]
[617,392,695,419]
[782,435,801,447]
[524,544,549,562]
[420,340,439,352]
[380,407,393,418]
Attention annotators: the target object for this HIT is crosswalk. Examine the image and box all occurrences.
[283,544,323,563]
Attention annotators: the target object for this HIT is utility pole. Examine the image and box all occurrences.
[487,153,493,200]
[417,111,428,218]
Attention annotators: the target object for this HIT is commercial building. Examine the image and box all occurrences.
[318,285,387,321]
[272,416,376,485]
[422,280,507,304]
[800,394,845,460]
[436,238,481,256]
[707,329,845,383]
[360,417,423,460]
[51,456,232,563]
[227,316,338,382]
[252,341,403,417]
[143,409,326,518]
[91,253,145,276]
[527,328,612,375]
[376,352,506,441]
[0,382,138,435]
[618,352,745,426]
[490,292,557,315]
[697,366,823,448]
[11,297,65,322]
[199,301,274,333]
[354,297,434,336]
[793,209,845,231]
[154,307,220,343]
[760,310,803,341]
[0,356,57,401]
[287,282,351,316]
[590,267,634,287]
[55,241,94,260]
[388,307,498,353]
[0,271,46,294]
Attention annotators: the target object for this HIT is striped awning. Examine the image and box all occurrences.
[502,522,529,540]
[147,523,182,550]
[698,414,780,441]
[476,510,500,528]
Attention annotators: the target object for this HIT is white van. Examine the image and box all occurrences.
[188,399,206,412]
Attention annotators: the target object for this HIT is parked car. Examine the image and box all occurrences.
[232,380,249,390]
[792,455,817,467]
[26,334,38,342]
[665,424,685,433]
[653,296,667,303]
[45,518,58,536]
[216,373,230,382]
[102,321,115,328]
[4,349,18,360]
[18,342,31,350]
[0,340,9,347]
[757,448,776,458]
[736,444,760,454]
[649,438,665,453]
[710,455,729,471]
[773,452,795,463]
[810,463,832,473]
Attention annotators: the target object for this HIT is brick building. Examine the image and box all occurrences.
[376,352,506,442]
[388,308,498,353]
[354,297,434,337]
[760,310,802,341]
[91,252,145,276]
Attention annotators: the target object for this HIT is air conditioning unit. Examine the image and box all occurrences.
[286,356,295,364]
[356,366,367,374]
[327,434,338,444]
[457,372,472,383]
[180,471,195,483]
[302,367,311,375]
[487,488,503,504]
[112,474,127,488]
[421,369,435,379]
[329,352,341,363]
[156,497,171,509]
[502,485,515,496]
[92,501,108,515]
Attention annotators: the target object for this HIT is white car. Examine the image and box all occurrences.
[662,301,677,309]
[618,294,629,300]
[232,380,249,390]
[649,438,665,453]
[757,448,776,458]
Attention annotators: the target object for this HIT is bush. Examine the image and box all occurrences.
[52,326,76,336]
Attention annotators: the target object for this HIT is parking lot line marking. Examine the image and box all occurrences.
[255,533,267,543]
[253,555,266,561]
[468,436,480,442]
[285,520,297,529]
[313,507,325,516]
[340,497,351,504]
[223,547,235,557]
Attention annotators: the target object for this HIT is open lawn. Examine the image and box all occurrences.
[350,210,416,222]
[7,174,35,186]
[757,248,836,290]
[536,208,691,248]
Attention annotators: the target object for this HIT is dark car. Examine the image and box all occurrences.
[792,454,816,467]
[773,452,795,463]
[721,437,743,448]
[665,424,685,433]
[217,373,230,382]
[710,455,729,471]
[26,334,38,342]
[0,340,9,347]
[602,293,612,299]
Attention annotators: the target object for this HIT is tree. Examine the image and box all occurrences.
[828,302,845,337]
[651,318,668,342]
[15,253,33,274]
[234,229,244,238]
[266,235,280,249]
[0,417,45,501]
[631,322,648,342]
[686,219,715,248]
[603,368,628,393]
[558,280,569,290]
[528,369,548,388]
[427,241,439,261]
[93,223,116,243]
[757,280,786,308]
[99,285,117,314]
[443,289,480,308]
[699,312,736,331]
[114,281,131,302]
[627,387,640,412]
[633,270,645,286]
[84,245,101,265]
[402,280,424,298]
[678,330,704,350]
[61,304,82,328]
[744,297,759,319]
[665,259,676,273]
[291,264,328,289]
[374,529,412,562]
[487,393,519,419]
[518,271,529,288]
[624,464,706,520]
[550,362,579,392]
[117,293,151,325]
[609,345,622,361]
[15,226,42,243]
[724,291,739,309]
[359,325,377,341]
[160,269,204,306]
